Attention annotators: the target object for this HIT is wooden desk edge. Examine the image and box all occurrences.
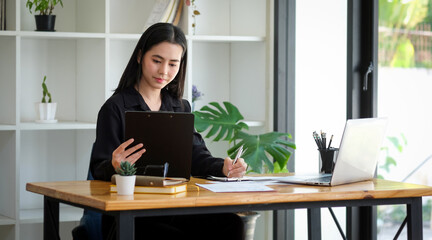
[25,177,432,212]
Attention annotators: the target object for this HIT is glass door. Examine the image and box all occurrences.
[295,0,348,238]
[377,0,432,238]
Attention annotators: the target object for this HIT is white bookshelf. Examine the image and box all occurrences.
[0,0,273,239]
[19,207,83,224]
[19,121,96,130]
[0,215,16,226]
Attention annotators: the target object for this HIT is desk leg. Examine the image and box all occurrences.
[116,211,134,240]
[43,196,60,240]
[407,197,422,240]
[307,208,321,240]
[347,206,376,240]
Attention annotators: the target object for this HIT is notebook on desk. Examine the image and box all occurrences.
[125,111,194,180]
[277,118,388,186]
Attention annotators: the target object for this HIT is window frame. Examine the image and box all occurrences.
[273,0,378,239]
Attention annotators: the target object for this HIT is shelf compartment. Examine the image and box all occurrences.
[20,0,105,33]
[0,215,16,226]
[2,0,16,31]
[243,121,265,128]
[107,33,141,40]
[20,130,94,210]
[0,31,17,36]
[107,39,137,97]
[19,31,106,39]
[20,207,83,224]
[20,38,105,123]
[19,121,96,130]
[188,35,265,43]
[193,0,266,36]
[191,41,267,123]
[109,0,155,34]
[0,36,16,125]
[0,131,16,223]
[0,125,16,131]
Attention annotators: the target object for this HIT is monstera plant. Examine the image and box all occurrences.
[193,102,296,173]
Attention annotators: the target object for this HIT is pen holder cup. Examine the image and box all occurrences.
[318,148,339,174]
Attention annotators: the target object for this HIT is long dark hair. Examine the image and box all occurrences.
[114,23,188,99]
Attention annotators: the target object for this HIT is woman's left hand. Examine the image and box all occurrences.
[222,157,247,178]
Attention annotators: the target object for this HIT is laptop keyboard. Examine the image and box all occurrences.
[307,175,332,183]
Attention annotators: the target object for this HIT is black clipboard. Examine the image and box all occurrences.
[125,111,194,180]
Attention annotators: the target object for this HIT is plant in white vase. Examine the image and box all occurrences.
[115,161,137,195]
[35,75,57,123]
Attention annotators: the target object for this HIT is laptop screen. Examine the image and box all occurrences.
[331,118,388,185]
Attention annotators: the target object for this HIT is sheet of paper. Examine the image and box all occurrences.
[207,175,252,182]
[208,175,285,182]
[196,182,276,193]
[245,176,287,181]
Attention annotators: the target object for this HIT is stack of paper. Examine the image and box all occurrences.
[196,181,276,193]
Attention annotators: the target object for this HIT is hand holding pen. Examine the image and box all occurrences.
[232,145,244,165]
[224,145,247,178]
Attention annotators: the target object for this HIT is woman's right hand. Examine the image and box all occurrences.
[112,138,146,170]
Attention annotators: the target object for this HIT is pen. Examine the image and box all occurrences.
[327,135,333,149]
[232,145,244,165]
[313,132,320,148]
[314,131,324,150]
[322,132,326,150]
[313,131,321,149]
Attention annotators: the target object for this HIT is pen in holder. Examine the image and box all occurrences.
[318,148,338,174]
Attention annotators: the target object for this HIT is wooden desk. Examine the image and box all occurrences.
[27,177,432,240]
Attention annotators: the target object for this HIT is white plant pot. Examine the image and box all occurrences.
[115,174,136,195]
[35,102,57,123]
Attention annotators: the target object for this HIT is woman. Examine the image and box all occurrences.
[90,23,247,239]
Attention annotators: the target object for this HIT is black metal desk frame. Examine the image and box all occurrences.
[43,196,423,240]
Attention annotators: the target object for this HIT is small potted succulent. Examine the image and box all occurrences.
[35,75,57,123]
[26,0,64,31]
[115,161,137,195]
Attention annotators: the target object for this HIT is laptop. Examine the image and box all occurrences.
[277,118,388,186]
[125,111,194,180]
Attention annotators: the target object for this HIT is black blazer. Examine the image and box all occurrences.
[90,87,224,181]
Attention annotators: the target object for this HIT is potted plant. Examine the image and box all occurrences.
[35,75,57,123]
[26,0,64,31]
[193,101,296,173]
[193,101,296,239]
[115,161,137,195]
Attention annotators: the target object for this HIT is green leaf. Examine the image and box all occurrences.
[193,102,249,142]
[194,101,296,173]
[116,161,137,176]
[390,38,415,68]
[228,131,295,173]
[42,76,48,103]
[26,0,64,15]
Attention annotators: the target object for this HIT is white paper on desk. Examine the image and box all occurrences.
[245,176,285,181]
[208,175,285,183]
[196,182,276,192]
[207,175,252,182]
